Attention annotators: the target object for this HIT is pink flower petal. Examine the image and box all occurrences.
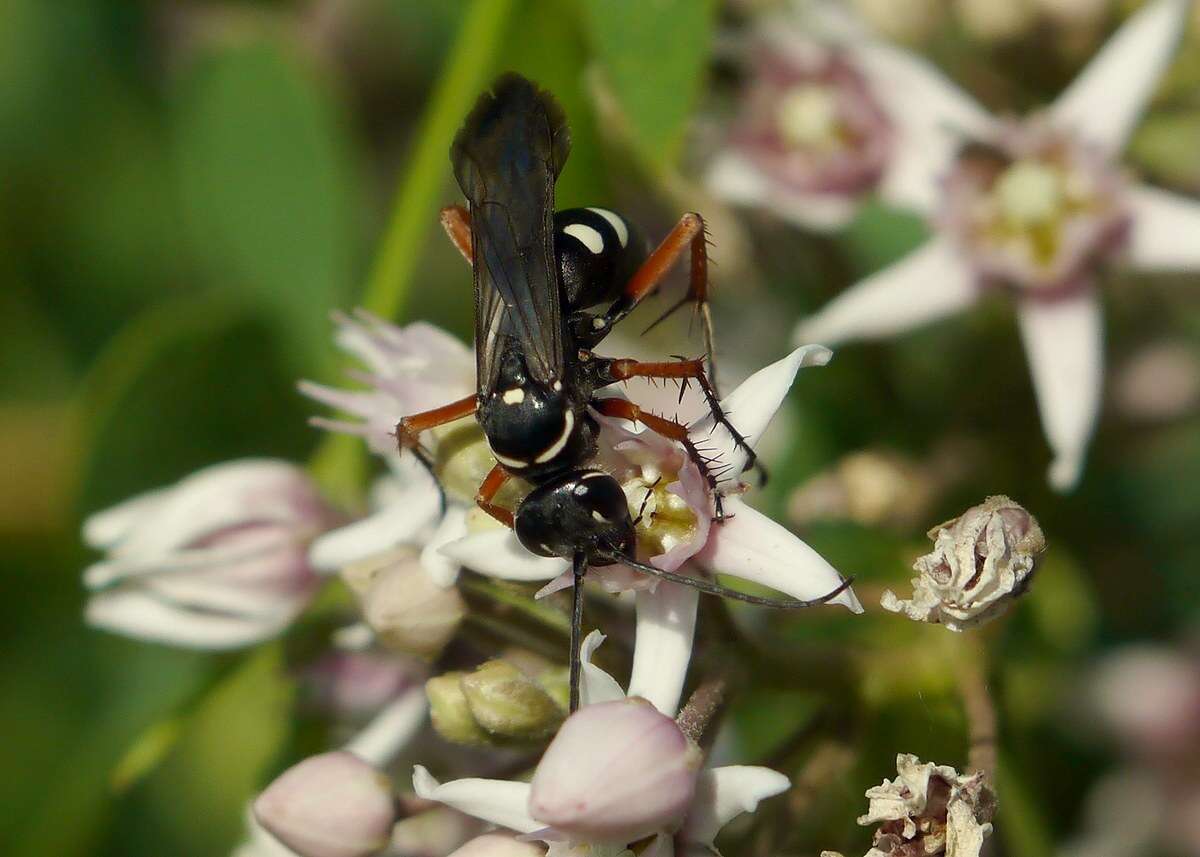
[1051,0,1190,155]
[850,42,994,214]
[707,151,860,231]
[1016,289,1105,491]
[412,766,540,834]
[793,238,977,346]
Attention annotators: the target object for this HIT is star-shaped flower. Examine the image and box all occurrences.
[792,0,1198,490]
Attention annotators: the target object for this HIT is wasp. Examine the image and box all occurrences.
[397,74,849,710]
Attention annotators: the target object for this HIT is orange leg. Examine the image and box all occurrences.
[602,357,758,477]
[440,204,473,264]
[475,463,514,528]
[593,397,731,522]
[599,213,716,385]
[395,395,477,452]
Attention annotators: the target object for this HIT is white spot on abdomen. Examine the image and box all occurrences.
[535,410,575,463]
[502,387,525,404]
[564,223,604,255]
[587,207,629,248]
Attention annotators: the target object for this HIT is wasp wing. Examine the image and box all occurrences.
[451,74,571,393]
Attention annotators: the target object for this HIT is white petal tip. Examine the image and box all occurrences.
[800,344,833,367]
[841,588,866,614]
[412,765,439,798]
[1049,454,1084,493]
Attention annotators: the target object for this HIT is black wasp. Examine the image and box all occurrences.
[397,74,849,710]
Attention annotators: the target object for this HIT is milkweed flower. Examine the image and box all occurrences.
[81,459,337,649]
[881,495,1045,631]
[825,754,997,857]
[413,630,792,857]
[793,0,1199,490]
[707,7,895,231]
[441,344,862,715]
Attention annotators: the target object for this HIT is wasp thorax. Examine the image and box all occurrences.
[514,470,635,563]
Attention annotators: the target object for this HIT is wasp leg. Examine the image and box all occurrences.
[395,395,478,453]
[569,551,587,713]
[475,463,514,528]
[591,213,718,386]
[439,204,473,264]
[592,396,731,522]
[597,357,760,485]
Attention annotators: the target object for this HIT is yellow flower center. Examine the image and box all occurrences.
[622,464,698,558]
[776,84,841,150]
[993,159,1064,227]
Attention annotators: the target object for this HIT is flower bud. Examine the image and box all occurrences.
[253,751,396,857]
[529,697,702,842]
[426,662,565,747]
[345,549,465,660]
[448,833,545,857]
[426,673,493,747]
[459,660,564,741]
[882,495,1045,631]
[81,459,336,650]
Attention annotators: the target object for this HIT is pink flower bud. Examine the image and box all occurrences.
[254,751,396,857]
[529,698,701,842]
[82,459,338,649]
[448,833,545,857]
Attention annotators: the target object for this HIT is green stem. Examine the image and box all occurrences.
[359,0,515,319]
[459,575,571,638]
[309,0,514,500]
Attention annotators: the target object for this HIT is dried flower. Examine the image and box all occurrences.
[253,751,396,857]
[882,496,1045,631]
[81,459,336,649]
[844,754,997,857]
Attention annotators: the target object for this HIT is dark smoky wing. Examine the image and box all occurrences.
[452,74,570,392]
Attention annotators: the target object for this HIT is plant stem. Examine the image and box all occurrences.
[958,640,998,783]
[359,0,514,319]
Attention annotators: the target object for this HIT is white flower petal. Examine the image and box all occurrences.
[1051,0,1190,155]
[85,589,288,649]
[439,530,568,581]
[793,238,977,346]
[683,766,791,846]
[690,344,832,482]
[695,499,862,613]
[309,475,441,573]
[342,687,427,767]
[707,151,859,232]
[420,505,468,588]
[579,631,627,707]
[82,487,169,549]
[627,583,700,717]
[1016,290,1105,492]
[850,42,994,214]
[412,767,540,834]
[1127,184,1200,271]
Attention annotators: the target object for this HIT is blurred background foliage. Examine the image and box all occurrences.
[1,0,1197,855]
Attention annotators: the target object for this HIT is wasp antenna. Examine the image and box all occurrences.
[603,553,855,609]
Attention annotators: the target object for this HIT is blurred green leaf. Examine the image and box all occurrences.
[839,201,930,275]
[1130,112,1200,188]
[1025,550,1099,654]
[580,0,716,169]
[359,0,517,320]
[174,38,357,378]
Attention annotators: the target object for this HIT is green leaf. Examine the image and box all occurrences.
[173,39,357,377]
[580,0,716,169]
